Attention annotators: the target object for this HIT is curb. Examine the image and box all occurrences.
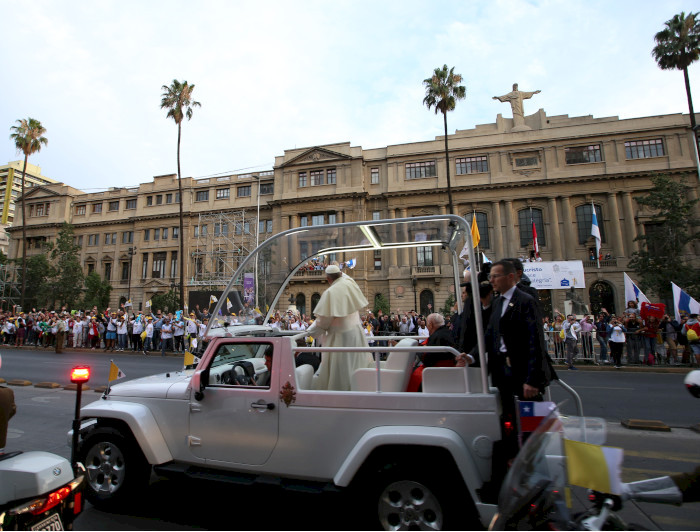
[621,419,671,432]
[63,383,91,391]
[691,424,700,434]
[35,382,62,389]
[553,364,692,374]
[7,379,32,386]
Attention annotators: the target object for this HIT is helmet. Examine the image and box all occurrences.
[684,370,700,399]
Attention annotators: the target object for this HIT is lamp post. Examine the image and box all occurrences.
[412,277,418,314]
[70,365,90,469]
[126,247,136,305]
[253,174,261,310]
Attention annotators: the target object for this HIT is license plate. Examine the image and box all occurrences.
[31,513,64,531]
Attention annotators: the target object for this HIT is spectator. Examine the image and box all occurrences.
[563,315,582,370]
[580,315,594,358]
[624,314,643,364]
[595,311,610,363]
[607,317,627,369]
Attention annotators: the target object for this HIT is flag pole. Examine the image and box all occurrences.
[474,210,481,273]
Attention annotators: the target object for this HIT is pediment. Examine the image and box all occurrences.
[280,147,352,168]
[19,186,61,201]
[415,208,438,217]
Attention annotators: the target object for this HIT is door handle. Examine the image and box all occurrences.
[250,400,275,411]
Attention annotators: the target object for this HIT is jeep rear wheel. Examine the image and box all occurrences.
[79,426,150,509]
[378,477,443,530]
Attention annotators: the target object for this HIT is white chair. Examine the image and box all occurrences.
[351,338,418,392]
[422,367,469,394]
[295,364,314,389]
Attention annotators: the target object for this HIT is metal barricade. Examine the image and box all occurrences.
[544,330,598,364]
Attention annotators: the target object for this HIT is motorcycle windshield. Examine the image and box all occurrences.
[493,413,607,529]
[203,215,472,336]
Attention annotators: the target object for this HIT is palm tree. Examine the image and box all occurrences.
[9,118,48,308]
[652,11,700,133]
[161,79,201,311]
[423,65,466,215]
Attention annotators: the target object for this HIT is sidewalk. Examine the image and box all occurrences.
[552,362,693,374]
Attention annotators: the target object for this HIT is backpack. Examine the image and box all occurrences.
[687,323,700,343]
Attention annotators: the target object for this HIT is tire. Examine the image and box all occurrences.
[367,464,470,531]
[78,426,151,510]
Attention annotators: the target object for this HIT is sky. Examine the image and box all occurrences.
[1,0,699,192]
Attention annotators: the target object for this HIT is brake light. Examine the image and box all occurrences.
[9,476,84,516]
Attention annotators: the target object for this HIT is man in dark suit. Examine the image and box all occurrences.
[484,260,546,410]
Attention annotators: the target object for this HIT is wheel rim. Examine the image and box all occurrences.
[85,441,126,495]
[378,480,443,531]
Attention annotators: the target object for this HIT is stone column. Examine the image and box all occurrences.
[548,197,562,260]
[399,208,409,266]
[560,196,575,259]
[387,208,397,267]
[606,192,625,258]
[622,192,638,255]
[492,201,504,258]
[504,200,515,257]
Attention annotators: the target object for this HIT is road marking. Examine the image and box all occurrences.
[6,428,23,439]
[568,385,635,390]
[624,449,700,462]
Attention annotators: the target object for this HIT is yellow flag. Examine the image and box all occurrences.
[563,439,624,495]
[471,213,480,248]
[108,361,125,382]
[184,350,200,367]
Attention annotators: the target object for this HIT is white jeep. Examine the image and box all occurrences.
[72,215,576,529]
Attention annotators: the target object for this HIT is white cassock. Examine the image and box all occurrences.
[308,274,372,391]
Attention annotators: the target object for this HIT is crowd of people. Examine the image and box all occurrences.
[0,305,217,356]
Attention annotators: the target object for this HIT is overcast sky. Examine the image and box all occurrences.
[2,0,698,191]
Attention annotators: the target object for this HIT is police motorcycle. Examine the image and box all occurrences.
[0,355,85,531]
[489,371,700,531]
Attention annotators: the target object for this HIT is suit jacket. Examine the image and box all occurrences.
[423,325,456,367]
[484,287,546,395]
[517,281,557,384]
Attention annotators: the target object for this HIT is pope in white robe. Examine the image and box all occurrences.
[307,265,372,391]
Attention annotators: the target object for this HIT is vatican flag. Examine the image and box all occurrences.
[563,438,624,495]
[210,295,218,305]
[184,350,200,367]
[108,361,126,382]
[470,212,480,249]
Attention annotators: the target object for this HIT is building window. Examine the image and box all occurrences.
[406,161,436,179]
[267,220,273,233]
[298,172,307,188]
[87,263,95,275]
[216,188,230,199]
[152,252,166,279]
[417,246,434,267]
[173,227,179,239]
[162,228,168,240]
[125,199,137,209]
[194,225,208,237]
[328,213,336,224]
[237,186,251,198]
[104,262,112,280]
[142,253,148,278]
[625,138,665,159]
[146,196,153,206]
[144,229,150,241]
[170,252,178,278]
[565,144,602,164]
[518,208,546,248]
[104,233,117,245]
[122,231,133,244]
[260,183,274,195]
[374,250,382,270]
[311,214,324,226]
[165,193,173,204]
[575,204,606,245]
[326,168,336,185]
[515,156,538,167]
[92,203,102,213]
[310,170,324,186]
[154,228,160,241]
[155,195,163,205]
[456,156,488,175]
[193,256,203,275]
[196,190,209,202]
[74,235,83,247]
[88,234,99,246]
[30,203,49,217]
[121,262,130,281]
[108,201,119,211]
[75,205,86,215]
[214,222,228,236]
[373,211,381,220]
[300,216,308,227]
[299,241,308,260]
[371,167,379,184]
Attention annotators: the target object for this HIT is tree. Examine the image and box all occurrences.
[628,173,700,301]
[373,292,390,316]
[151,290,179,314]
[652,12,700,137]
[46,223,84,309]
[423,65,466,215]
[20,253,52,310]
[441,292,456,318]
[9,118,48,307]
[82,271,112,310]
[161,80,201,312]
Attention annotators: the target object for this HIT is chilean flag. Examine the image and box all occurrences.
[532,219,539,258]
[518,401,557,433]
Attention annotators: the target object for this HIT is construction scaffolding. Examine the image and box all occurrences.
[0,263,21,310]
[189,210,257,288]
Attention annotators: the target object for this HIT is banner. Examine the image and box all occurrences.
[522,261,585,290]
[243,273,255,306]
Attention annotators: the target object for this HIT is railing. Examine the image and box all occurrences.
[292,269,326,279]
[583,259,618,268]
[411,265,441,277]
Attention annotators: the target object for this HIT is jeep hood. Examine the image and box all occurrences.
[106,370,194,398]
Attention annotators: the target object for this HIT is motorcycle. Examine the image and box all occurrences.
[489,370,700,530]
[0,355,85,531]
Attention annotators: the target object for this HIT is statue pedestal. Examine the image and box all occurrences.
[511,124,532,132]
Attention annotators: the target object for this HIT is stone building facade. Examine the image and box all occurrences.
[8,107,700,316]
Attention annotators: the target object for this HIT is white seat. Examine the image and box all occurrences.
[295,364,314,390]
[351,338,418,392]
[422,367,469,394]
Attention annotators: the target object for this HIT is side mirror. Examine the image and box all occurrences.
[192,370,207,401]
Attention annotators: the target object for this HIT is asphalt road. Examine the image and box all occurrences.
[2,347,699,530]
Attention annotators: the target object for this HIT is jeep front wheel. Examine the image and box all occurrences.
[378,477,444,530]
[79,426,150,509]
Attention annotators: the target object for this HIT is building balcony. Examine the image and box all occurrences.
[583,259,618,268]
[411,265,441,277]
[292,269,326,281]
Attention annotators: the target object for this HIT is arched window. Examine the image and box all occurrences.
[419,290,434,317]
[295,293,306,316]
[310,293,321,315]
[575,204,606,245]
[518,208,546,248]
[589,281,615,316]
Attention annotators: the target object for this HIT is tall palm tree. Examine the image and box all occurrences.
[161,79,201,311]
[9,118,48,308]
[652,11,700,133]
[423,65,466,215]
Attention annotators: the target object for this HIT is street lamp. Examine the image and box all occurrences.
[126,247,136,305]
[253,174,261,310]
[70,365,90,469]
